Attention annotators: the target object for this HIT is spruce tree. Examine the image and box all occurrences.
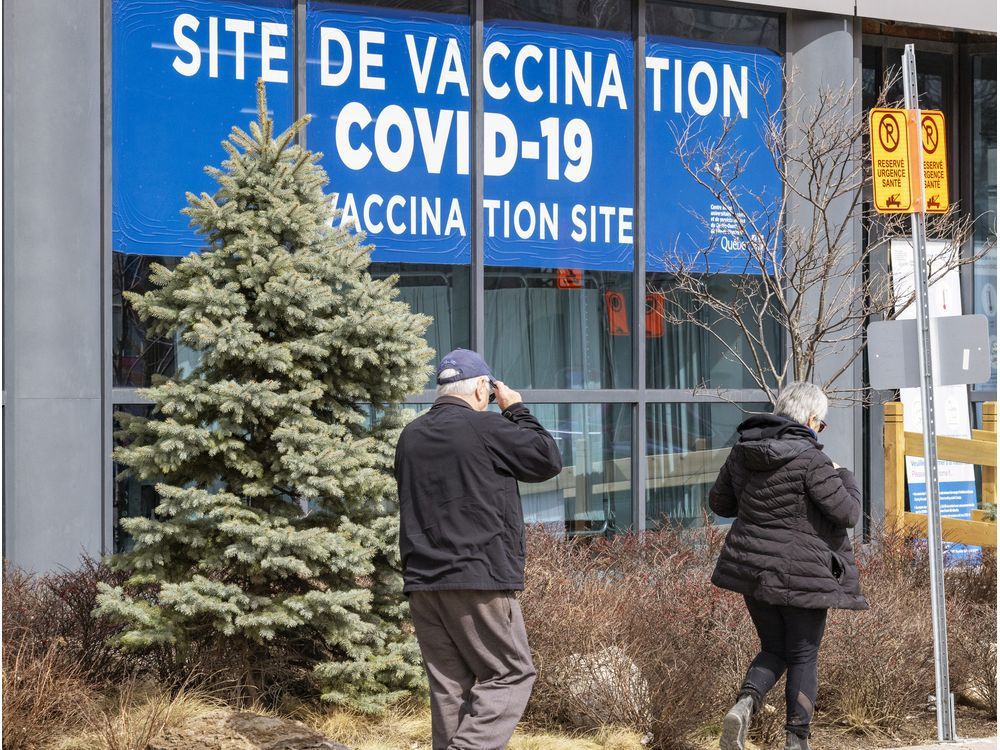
[97,81,434,711]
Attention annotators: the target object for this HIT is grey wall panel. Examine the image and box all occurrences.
[785,13,867,517]
[4,0,104,570]
[6,399,104,572]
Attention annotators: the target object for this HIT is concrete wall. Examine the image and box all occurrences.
[784,12,868,525]
[3,0,105,571]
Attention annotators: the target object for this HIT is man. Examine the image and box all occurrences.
[395,349,562,750]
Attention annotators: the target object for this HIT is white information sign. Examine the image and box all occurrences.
[890,239,979,560]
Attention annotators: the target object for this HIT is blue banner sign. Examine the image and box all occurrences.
[113,1,783,273]
[481,21,634,271]
[113,0,294,257]
[306,3,471,265]
[645,37,783,274]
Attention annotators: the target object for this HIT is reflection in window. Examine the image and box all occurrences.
[647,1,781,53]
[646,401,768,528]
[370,263,471,384]
[972,53,997,391]
[113,405,156,552]
[113,253,192,387]
[485,268,632,389]
[646,274,784,390]
[886,49,951,112]
[485,0,630,31]
[518,403,632,537]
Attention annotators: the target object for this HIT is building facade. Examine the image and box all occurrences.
[4,0,996,571]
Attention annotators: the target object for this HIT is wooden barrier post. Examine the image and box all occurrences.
[982,402,997,509]
[884,402,906,534]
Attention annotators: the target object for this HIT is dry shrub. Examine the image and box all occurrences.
[521,522,997,748]
[2,641,95,750]
[522,524,738,749]
[3,558,140,687]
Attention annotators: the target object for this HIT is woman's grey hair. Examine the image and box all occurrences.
[773,381,828,424]
[436,375,488,398]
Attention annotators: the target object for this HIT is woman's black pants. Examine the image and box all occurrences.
[739,596,828,738]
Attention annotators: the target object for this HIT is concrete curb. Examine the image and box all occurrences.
[887,739,997,750]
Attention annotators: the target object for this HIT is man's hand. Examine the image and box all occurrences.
[493,381,522,410]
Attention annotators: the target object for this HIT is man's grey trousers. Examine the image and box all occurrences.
[409,589,537,750]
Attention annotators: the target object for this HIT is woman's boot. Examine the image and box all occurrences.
[783,730,811,749]
[720,693,755,750]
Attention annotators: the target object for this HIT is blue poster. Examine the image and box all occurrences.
[645,37,783,274]
[482,21,634,271]
[906,479,981,564]
[113,2,784,273]
[306,3,471,265]
[113,0,294,257]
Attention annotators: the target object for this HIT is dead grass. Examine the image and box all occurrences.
[297,699,646,750]
[49,681,223,750]
[1,642,95,750]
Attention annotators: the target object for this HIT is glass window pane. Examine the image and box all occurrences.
[862,45,881,111]
[972,53,997,391]
[518,403,632,536]
[485,268,632,389]
[486,0,631,32]
[644,11,783,391]
[645,401,769,529]
[307,1,473,383]
[886,49,952,112]
[645,274,783,390]
[371,263,471,384]
[647,1,781,54]
[113,253,194,387]
[113,405,156,552]
[482,3,635,388]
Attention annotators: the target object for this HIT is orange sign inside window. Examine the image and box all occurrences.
[556,269,583,288]
[646,293,665,338]
[605,291,629,336]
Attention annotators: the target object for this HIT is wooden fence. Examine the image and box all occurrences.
[884,401,997,547]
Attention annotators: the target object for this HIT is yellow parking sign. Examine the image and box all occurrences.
[869,108,918,213]
[919,110,949,213]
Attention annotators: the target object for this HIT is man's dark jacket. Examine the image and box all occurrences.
[709,413,868,610]
[395,396,562,593]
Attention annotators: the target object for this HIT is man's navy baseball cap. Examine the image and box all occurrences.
[436,349,495,385]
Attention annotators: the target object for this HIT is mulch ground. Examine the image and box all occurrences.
[802,707,996,749]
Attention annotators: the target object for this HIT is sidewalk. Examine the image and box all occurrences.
[888,739,996,750]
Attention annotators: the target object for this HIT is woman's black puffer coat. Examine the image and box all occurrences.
[709,413,868,610]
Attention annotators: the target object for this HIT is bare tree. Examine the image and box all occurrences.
[649,71,992,403]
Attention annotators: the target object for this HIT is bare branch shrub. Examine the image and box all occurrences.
[520,524,997,748]
[649,70,993,402]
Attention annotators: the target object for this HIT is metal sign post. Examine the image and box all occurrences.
[901,43,956,742]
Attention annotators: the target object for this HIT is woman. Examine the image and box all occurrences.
[709,382,868,750]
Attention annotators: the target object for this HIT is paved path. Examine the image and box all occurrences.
[888,739,996,750]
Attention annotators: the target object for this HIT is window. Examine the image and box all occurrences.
[971,53,997,391]
[645,274,783,390]
[647,1,781,53]
[308,1,473,383]
[646,401,768,528]
[371,264,472,377]
[112,405,156,552]
[113,254,183,387]
[519,403,633,535]
[486,269,632,389]
[482,0,636,390]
